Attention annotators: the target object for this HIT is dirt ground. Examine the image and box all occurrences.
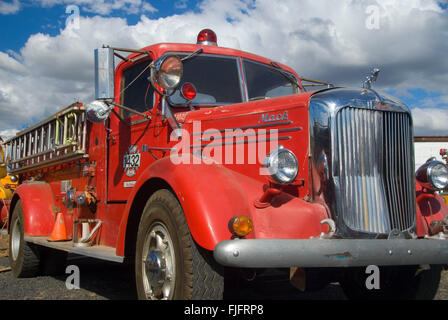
[0,235,8,258]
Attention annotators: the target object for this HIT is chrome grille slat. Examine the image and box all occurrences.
[334,107,415,234]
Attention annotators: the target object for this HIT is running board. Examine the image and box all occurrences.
[24,236,124,263]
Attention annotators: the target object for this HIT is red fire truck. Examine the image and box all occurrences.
[3,29,448,300]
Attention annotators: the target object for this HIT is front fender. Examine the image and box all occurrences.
[116,157,253,253]
[415,181,448,237]
[9,182,56,236]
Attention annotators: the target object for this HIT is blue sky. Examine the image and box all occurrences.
[0,0,447,137]
[0,0,202,52]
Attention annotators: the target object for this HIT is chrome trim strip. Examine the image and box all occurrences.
[199,127,302,142]
[192,121,293,136]
[190,136,291,149]
[144,146,176,152]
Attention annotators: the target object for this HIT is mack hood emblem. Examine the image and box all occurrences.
[259,111,288,124]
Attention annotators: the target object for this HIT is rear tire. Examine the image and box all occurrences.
[8,201,41,278]
[135,190,224,300]
[340,265,442,300]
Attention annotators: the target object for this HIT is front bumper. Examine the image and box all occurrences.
[214,239,448,268]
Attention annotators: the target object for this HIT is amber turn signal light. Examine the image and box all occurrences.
[229,216,253,237]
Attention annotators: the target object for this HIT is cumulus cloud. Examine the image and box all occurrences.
[412,107,448,136]
[0,0,20,14]
[0,0,447,137]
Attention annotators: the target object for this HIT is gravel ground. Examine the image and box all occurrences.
[0,234,446,300]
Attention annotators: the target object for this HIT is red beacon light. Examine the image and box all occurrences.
[441,149,447,156]
[197,29,217,46]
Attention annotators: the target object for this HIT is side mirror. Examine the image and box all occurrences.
[86,100,112,123]
[95,48,115,100]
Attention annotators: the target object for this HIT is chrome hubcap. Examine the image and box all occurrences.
[11,218,21,261]
[142,223,175,300]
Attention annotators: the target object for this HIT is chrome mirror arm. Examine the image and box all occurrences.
[162,97,182,139]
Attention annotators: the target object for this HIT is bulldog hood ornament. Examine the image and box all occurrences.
[363,68,380,89]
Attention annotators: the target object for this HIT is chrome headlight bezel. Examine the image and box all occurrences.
[416,159,448,191]
[262,146,299,185]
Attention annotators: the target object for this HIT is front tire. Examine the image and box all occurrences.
[135,190,224,300]
[9,201,41,278]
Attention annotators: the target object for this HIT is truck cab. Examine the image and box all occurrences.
[3,29,448,300]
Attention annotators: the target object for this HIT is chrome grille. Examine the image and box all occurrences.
[334,107,415,234]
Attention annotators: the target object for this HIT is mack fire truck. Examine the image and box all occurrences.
[3,29,448,300]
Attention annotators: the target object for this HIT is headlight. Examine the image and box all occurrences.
[262,146,299,184]
[416,159,448,191]
[150,55,183,91]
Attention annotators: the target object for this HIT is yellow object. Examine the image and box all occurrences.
[0,138,17,200]
[229,216,254,237]
[443,194,448,206]
[0,177,14,200]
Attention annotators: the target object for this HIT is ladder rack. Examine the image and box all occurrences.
[3,103,89,175]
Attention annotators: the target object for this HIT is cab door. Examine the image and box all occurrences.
[107,57,159,202]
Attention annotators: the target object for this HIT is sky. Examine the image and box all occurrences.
[0,0,447,138]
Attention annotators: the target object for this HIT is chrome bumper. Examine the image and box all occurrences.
[214,239,448,268]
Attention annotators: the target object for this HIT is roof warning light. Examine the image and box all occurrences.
[197,29,217,46]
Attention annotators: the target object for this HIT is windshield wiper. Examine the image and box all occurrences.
[181,48,203,62]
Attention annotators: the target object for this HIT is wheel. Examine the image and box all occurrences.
[8,201,41,278]
[135,189,224,300]
[340,265,442,300]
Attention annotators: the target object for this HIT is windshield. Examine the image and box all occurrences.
[243,59,298,101]
[169,54,242,106]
